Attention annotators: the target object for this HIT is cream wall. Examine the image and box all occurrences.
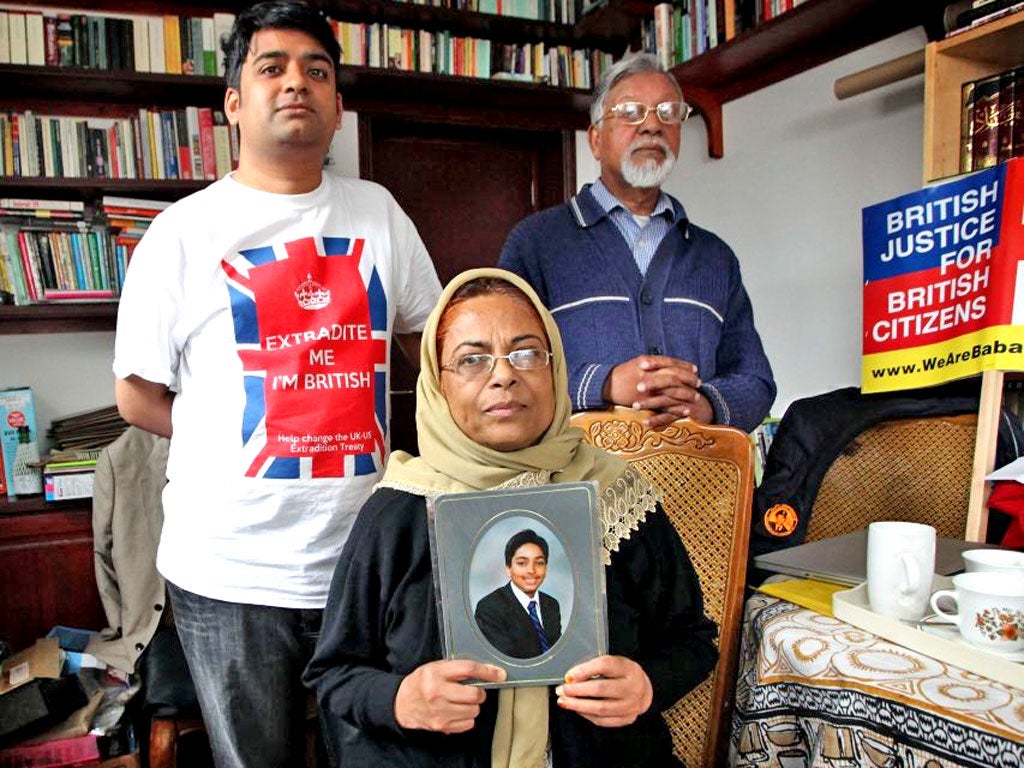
[0,28,928,444]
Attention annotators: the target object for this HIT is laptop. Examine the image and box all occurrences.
[753,530,1003,586]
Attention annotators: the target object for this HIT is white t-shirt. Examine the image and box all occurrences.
[113,172,441,608]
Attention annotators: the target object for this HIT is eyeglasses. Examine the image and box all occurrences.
[600,101,693,125]
[440,348,553,379]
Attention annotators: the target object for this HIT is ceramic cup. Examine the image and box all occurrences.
[867,521,936,620]
[929,572,1024,655]
[962,548,1024,577]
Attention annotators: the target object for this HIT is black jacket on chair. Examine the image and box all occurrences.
[749,381,1024,584]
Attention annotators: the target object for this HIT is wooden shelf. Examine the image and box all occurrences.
[923,8,1024,182]
[0,494,91,516]
[0,302,118,334]
[0,174,209,203]
[666,0,949,157]
[0,63,591,132]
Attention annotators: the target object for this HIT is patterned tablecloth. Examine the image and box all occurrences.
[729,594,1024,768]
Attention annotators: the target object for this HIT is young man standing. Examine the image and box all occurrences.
[113,3,441,765]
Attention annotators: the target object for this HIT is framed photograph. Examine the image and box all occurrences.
[428,481,607,687]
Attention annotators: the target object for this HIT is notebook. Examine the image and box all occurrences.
[753,530,1002,586]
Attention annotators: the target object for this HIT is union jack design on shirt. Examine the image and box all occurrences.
[221,235,389,479]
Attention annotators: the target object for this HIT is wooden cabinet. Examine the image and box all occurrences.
[923,8,1024,182]
[920,9,1024,539]
[0,497,105,653]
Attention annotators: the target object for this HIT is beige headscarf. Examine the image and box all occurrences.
[379,268,659,768]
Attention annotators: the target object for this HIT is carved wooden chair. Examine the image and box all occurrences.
[570,408,754,768]
[806,413,977,542]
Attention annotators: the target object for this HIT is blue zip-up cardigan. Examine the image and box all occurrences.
[499,184,776,433]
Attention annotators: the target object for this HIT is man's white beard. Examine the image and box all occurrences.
[621,139,676,188]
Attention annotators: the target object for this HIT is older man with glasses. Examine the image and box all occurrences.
[500,53,775,433]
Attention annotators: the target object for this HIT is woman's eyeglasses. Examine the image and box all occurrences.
[600,100,693,125]
[441,348,553,379]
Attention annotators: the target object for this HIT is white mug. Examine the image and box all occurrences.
[962,548,1024,578]
[929,571,1024,655]
[866,521,936,620]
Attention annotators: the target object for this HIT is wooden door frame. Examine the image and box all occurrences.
[356,113,577,204]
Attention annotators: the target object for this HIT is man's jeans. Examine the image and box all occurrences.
[167,582,322,768]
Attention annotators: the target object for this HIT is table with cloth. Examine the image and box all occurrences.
[729,594,1024,768]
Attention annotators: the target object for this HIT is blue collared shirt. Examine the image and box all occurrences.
[590,178,675,276]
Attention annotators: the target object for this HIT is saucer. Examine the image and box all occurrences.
[920,623,1024,662]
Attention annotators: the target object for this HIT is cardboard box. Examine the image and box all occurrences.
[0,387,42,497]
[0,638,62,696]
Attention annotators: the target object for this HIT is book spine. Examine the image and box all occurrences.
[26,13,46,66]
[0,11,10,65]
[174,108,191,180]
[148,16,165,74]
[654,3,673,71]
[960,80,975,174]
[1014,67,1024,160]
[163,14,181,75]
[971,74,1001,171]
[43,14,58,66]
[198,107,216,180]
[997,70,1016,164]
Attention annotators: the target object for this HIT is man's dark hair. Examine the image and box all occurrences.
[221,1,342,92]
[504,529,549,566]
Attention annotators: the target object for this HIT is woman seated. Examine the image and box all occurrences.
[304,268,718,767]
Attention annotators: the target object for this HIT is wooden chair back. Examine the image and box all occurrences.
[570,408,754,768]
[806,413,977,541]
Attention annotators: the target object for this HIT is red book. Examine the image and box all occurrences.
[197,107,216,181]
[17,230,41,301]
[43,15,59,66]
[106,125,119,179]
[0,734,101,767]
[42,288,117,302]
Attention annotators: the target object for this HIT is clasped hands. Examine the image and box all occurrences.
[394,655,653,733]
[604,355,713,428]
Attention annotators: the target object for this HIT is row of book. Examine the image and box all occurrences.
[0,196,166,305]
[0,220,120,304]
[1,107,238,182]
[0,3,602,84]
[329,20,613,86]
[394,0,581,24]
[960,66,1024,175]
[646,0,810,68]
[0,6,235,76]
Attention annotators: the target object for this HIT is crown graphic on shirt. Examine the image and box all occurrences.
[294,274,331,310]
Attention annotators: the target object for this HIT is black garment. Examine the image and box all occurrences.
[750,381,1024,584]
[474,585,561,659]
[303,487,718,768]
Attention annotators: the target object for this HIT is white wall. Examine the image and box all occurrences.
[661,28,929,416]
[1,28,929,444]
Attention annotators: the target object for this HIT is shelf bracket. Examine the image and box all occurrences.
[678,85,723,159]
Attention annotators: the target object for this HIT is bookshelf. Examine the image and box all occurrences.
[0,0,948,336]
[922,8,1024,182]
[667,0,949,157]
[920,9,1024,541]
